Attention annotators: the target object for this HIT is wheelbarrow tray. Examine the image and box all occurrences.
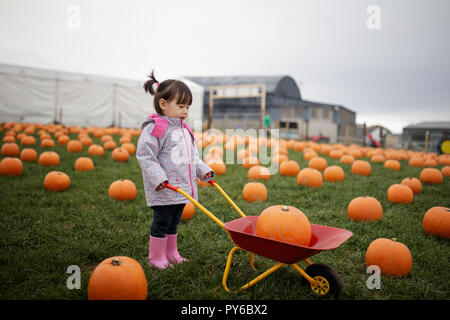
[224,216,353,264]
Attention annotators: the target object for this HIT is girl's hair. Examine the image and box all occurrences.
[143,70,193,115]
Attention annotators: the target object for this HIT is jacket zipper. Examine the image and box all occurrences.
[181,119,194,197]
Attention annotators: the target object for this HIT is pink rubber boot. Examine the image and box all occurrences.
[148,236,171,269]
[166,233,188,264]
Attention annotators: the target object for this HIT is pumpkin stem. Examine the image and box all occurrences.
[282,206,289,212]
[111,258,121,266]
[391,238,398,242]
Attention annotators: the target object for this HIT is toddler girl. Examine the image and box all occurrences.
[136,70,215,269]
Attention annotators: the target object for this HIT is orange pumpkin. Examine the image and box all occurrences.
[80,137,93,147]
[1,142,20,157]
[20,135,36,146]
[204,152,220,164]
[38,151,60,166]
[419,168,443,184]
[40,138,55,148]
[438,155,450,165]
[206,159,226,175]
[181,202,195,221]
[101,135,114,143]
[256,205,311,246]
[408,156,424,167]
[242,156,260,169]
[339,155,355,164]
[329,149,343,159]
[279,160,300,176]
[351,160,371,176]
[43,171,71,191]
[320,145,332,155]
[296,168,323,188]
[303,150,318,161]
[387,184,414,204]
[207,146,223,158]
[119,135,131,144]
[271,153,288,164]
[112,147,130,162]
[248,166,271,180]
[88,256,148,300]
[323,165,344,182]
[0,157,23,176]
[2,135,15,143]
[293,141,306,151]
[67,140,83,153]
[273,146,289,155]
[57,135,70,145]
[40,133,51,141]
[88,144,105,156]
[121,142,136,155]
[348,149,362,159]
[370,154,386,163]
[308,156,327,171]
[442,166,450,177]
[384,160,400,171]
[94,130,105,138]
[242,182,267,202]
[365,238,412,276]
[104,140,117,150]
[20,148,38,162]
[401,177,422,194]
[108,179,137,201]
[347,196,383,222]
[237,148,252,160]
[75,157,95,171]
[423,159,437,167]
[422,206,450,239]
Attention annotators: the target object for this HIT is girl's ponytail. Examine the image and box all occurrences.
[143,69,159,96]
[143,69,192,115]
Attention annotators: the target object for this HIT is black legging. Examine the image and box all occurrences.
[150,203,186,238]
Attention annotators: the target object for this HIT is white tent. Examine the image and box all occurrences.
[0,49,204,129]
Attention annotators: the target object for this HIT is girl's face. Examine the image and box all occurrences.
[159,97,190,120]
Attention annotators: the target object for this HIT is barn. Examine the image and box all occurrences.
[186,75,356,143]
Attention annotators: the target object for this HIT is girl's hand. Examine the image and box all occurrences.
[156,181,168,191]
[203,171,213,180]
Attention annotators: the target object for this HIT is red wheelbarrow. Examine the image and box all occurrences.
[163,180,353,297]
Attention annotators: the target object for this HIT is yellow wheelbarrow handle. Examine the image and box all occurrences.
[163,181,228,231]
[207,180,246,218]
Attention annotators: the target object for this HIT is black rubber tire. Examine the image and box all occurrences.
[302,263,343,299]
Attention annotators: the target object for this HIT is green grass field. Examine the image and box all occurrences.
[0,130,449,300]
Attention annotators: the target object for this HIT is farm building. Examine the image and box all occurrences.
[0,49,204,129]
[186,75,356,143]
[402,121,450,154]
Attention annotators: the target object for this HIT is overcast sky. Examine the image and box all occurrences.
[1,0,449,133]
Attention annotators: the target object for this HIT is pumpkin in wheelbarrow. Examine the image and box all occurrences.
[255,205,312,246]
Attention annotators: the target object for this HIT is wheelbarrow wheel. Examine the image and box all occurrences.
[303,263,343,299]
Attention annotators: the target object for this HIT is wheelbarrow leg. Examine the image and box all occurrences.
[222,246,241,292]
[290,263,319,286]
[249,252,255,270]
[238,262,284,293]
[222,246,284,293]
[304,258,313,266]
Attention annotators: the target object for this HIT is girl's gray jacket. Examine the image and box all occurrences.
[136,113,215,207]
